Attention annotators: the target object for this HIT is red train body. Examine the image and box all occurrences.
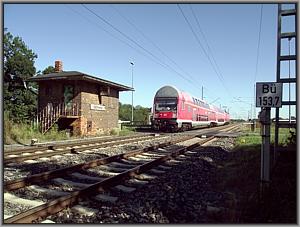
[152,85,230,131]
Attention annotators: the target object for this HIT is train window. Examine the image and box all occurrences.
[199,115,208,121]
[188,105,191,112]
[181,101,185,110]
[155,99,177,111]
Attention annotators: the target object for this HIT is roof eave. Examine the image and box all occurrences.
[27,73,133,91]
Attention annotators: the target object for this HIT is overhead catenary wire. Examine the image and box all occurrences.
[64,4,155,62]
[189,4,226,85]
[177,4,232,97]
[253,4,263,120]
[253,4,264,84]
[66,4,240,113]
[110,4,205,91]
[81,4,206,91]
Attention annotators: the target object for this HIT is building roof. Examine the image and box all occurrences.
[27,71,133,91]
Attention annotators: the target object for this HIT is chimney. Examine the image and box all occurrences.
[55,60,63,72]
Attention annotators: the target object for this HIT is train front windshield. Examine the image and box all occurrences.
[155,99,177,111]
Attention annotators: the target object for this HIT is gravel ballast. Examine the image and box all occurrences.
[48,137,237,223]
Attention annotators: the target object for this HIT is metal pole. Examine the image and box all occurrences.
[288,37,291,125]
[253,84,256,130]
[261,107,271,182]
[130,62,134,124]
[274,3,282,165]
[202,86,203,100]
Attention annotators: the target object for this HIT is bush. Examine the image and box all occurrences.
[119,127,135,136]
[4,121,69,145]
[4,111,13,144]
[110,128,120,136]
[287,130,296,147]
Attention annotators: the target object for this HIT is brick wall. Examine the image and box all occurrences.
[38,80,81,110]
[38,79,120,136]
[80,81,119,135]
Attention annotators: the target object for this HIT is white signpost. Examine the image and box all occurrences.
[256,82,282,185]
[90,104,105,111]
[256,82,282,108]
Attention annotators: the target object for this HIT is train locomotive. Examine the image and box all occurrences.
[151,85,230,132]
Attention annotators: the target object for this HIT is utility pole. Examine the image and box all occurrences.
[130,62,134,124]
[288,37,291,126]
[202,86,204,100]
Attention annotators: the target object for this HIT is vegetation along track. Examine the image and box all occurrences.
[4,124,238,223]
[4,134,167,165]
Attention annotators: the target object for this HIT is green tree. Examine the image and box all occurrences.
[119,102,151,124]
[4,29,38,123]
[119,102,132,121]
[42,66,56,74]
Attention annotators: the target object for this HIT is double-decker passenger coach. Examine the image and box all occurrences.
[152,85,230,132]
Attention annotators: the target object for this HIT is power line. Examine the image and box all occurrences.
[253,4,263,120]
[189,4,226,85]
[253,4,263,83]
[177,4,232,97]
[64,4,159,66]
[110,4,204,90]
[81,4,204,90]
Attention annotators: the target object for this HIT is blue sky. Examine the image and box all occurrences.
[4,3,296,119]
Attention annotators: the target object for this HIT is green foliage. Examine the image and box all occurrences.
[119,128,135,136]
[119,102,132,121]
[286,130,296,146]
[237,123,295,146]
[119,102,151,123]
[4,111,13,144]
[42,66,56,74]
[4,121,69,145]
[4,29,38,123]
[109,128,120,136]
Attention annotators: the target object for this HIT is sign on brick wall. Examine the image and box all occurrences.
[91,104,105,111]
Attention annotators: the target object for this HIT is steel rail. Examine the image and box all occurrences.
[4,134,167,165]
[4,136,193,191]
[4,134,154,157]
[4,135,211,224]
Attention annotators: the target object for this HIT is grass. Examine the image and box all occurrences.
[4,122,70,145]
[4,120,137,145]
[211,123,297,223]
[237,123,295,146]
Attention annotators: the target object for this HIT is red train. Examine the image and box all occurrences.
[151,85,230,132]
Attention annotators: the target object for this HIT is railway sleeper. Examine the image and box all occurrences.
[99,165,131,173]
[70,172,105,182]
[72,205,98,217]
[52,178,92,190]
[4,137,207,223]
[93,194,119,204]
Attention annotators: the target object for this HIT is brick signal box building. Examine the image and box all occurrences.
[28,61,132,135]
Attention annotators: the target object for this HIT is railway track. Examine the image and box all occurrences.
[4,134,168,165]
[4,124,238,165]
[4,124,239,223]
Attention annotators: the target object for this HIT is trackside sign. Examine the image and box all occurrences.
[256,82,282,108]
